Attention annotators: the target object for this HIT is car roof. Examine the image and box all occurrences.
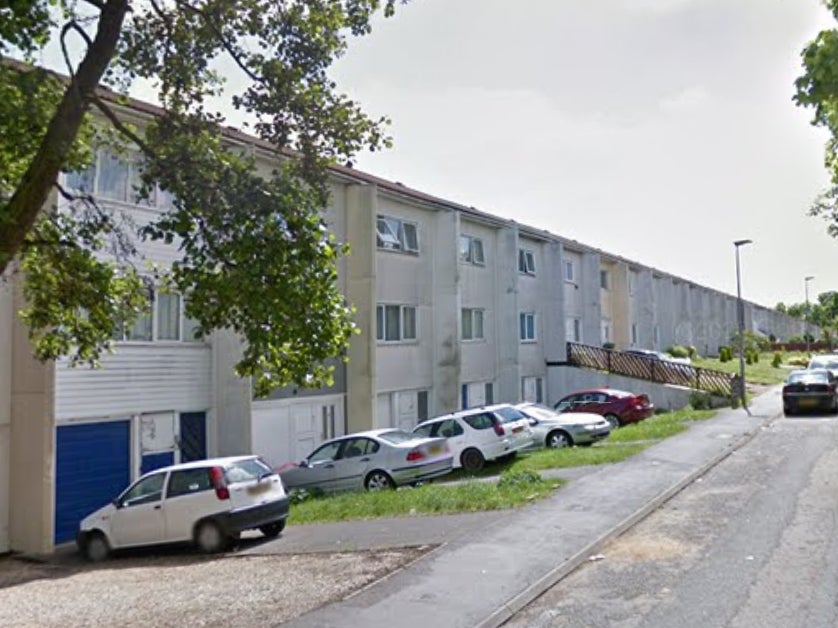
[789,368,831,377]
[143,455,260,475]
[561,388,631,397]
[416,403,516,424]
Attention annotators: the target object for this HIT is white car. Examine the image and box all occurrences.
[76,456,290,562]
[412,404,533,472]
[515,402,611,449]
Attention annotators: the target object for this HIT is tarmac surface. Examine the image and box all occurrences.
[252,387,782,628]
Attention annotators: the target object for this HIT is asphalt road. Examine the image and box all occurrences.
[505,411,838,628]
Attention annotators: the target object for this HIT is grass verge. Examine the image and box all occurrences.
[288,471,563,524]
[692,353,793,386]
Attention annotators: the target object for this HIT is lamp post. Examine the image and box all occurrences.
[805,275,815,355]
[734,239,752,414]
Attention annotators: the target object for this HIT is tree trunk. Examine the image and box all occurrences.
[0,0,128,275]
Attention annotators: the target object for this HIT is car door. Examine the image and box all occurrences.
[330,437,378,491]
[163,467,218,542]
[110,472,167,548]
[436,419,467,463]
[284,441,343,492]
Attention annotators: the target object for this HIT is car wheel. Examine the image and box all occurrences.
[259,520,286,538]
[784,406,794,417]
[546,430,572,449]
[460,448,485,472]
[365,470,395,491]
[195,520,228,554]
[82,532,110,563]
[604,414,621,430]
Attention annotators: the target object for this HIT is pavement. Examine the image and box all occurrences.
[248,386,783,628]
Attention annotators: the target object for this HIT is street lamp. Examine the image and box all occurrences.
[804,275,815,354]
[734,239,752,414]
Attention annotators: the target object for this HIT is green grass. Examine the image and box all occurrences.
[288,474,563,524]
[693,353,792,385]
[287,407,718,525]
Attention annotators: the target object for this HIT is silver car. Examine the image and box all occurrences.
[515,402,611,449]
[278,429,453,492]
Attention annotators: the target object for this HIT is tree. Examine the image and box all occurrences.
[0,0,401,396]
[796,1,838,236]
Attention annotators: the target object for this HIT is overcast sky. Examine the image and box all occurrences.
[324,0,836,309]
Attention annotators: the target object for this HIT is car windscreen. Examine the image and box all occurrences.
[494,407,527,423]
[224,458,273,483]
[378,429,419,444]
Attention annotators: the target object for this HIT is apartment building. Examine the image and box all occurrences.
[0,94,807,555]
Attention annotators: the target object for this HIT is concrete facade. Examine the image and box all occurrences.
[0,94,810,555]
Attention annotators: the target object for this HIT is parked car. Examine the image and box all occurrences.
[515,402,611,449]
[279,429,453,493]
[77,455,290,562]
[807,354,838,378]
[553,388,654,429]
[624,348,691,365]
[412,404,533,472]
[783,368,838,415]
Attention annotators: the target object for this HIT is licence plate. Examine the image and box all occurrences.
[799,398,818,407]
[428,444,443,455]
[247,482,270,495]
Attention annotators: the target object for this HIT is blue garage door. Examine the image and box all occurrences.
[55,421,131,544]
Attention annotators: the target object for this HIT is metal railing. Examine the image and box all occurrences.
[566,342,733,397]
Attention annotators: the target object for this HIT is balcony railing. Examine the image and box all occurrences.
[566,342,733,397]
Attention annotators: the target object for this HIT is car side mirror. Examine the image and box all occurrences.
[299,459,309,468]
[112,498,121,508]
[528,419,538,426]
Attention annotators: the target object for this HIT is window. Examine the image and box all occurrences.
[156,292,180,341]
[564,260,575,282]
[461,308,485,341]
[601,320,611,343]
[460,235,485,265]
[376,304,418,342]
[520,312,536,342]
[565,318,581,343]
[167,468,212,499]
[376,215,419,253]
[600,270,610,290]
[120,473,165,508]
[66,149,163,206]
[485,382,494,405]
[463,412,495,430]
[631,323,638,345]
[113,289,203,343]
[518,249,536,275]
[417,391,429,421]
[522,376,543,403]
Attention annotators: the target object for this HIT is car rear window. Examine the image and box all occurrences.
[224,458,273,483]
[788,371,830,384]
[463,413,496,430]
[413,424,434,437]
[494,407,527,423]
[378,430,417,444]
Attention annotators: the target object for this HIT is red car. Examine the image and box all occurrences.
[553,388,654,429]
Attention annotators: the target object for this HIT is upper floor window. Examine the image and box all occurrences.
[566,317,581,342]
[518,249,536,275]
[65,149,175,209]
[459,235,485,265]
[112,289,202,343]
[461,308,485,341]
[564,260,575,282]
[600,270,610,290]
[376,215,419,254]
[519,312,537,342]
[376,304,417,342]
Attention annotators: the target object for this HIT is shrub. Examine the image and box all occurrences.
[772,352,782,368]
[788,334,804,344]
[497,469,543,490]
[687,345,698,359]
[667,345,690,358]
[788,355,809,367]
[719,346,733,362]
[689,391,713,410]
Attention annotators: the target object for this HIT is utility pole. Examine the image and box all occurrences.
[734,239,752,415]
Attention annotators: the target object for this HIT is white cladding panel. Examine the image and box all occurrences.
[251,395,345,467]
[55,344,212,420]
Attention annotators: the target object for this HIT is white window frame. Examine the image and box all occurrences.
[459,235,485,265]
[519,312,537,342]
[461,308,485,341]
[376,304,418,343]
[564,260,575,282]
[114,289,203,344]
[518,249,536,276]
[376,215,419,254]
[566,317,582,343]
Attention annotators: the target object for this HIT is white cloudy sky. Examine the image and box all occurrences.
[323,0,836,308]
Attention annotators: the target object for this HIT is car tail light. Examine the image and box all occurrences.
[208,466,230,500]
[493,423,505,437]
[406,449,425,462]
